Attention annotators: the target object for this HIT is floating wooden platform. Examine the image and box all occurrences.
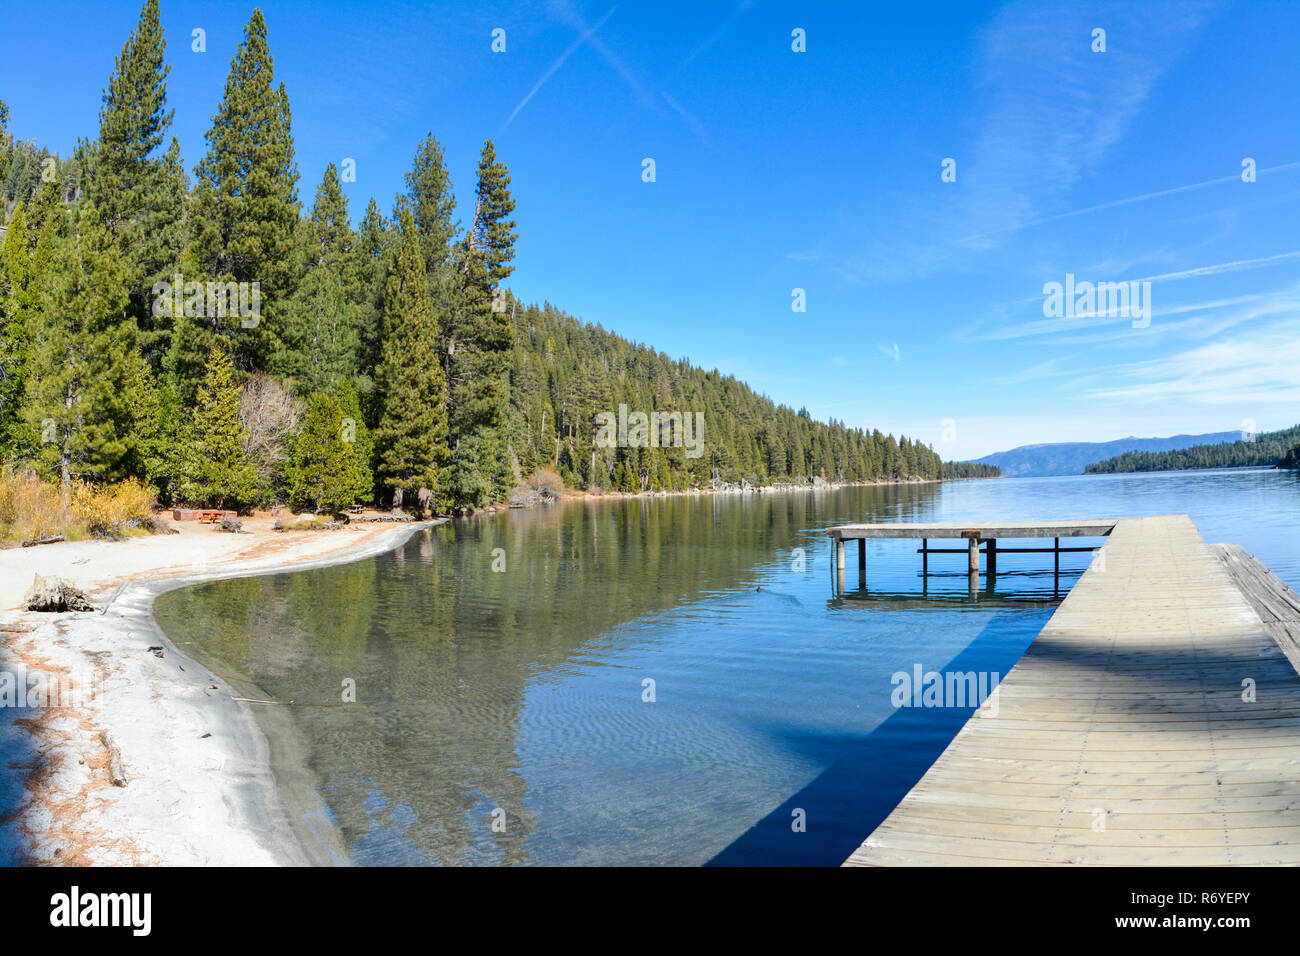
[827,520,1118,540]
[826,519,1116,589]
[843,515,1300,866]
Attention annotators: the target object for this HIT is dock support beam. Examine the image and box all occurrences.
[922,538,928,577]
[967,533,980,595]
[1054,536,1060,595]
[986,538,996,578]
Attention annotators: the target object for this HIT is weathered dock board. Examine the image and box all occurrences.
[1215,543,1300,674]
[844,515,1300,866]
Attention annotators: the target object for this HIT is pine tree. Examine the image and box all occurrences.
[180,8,299,382]
[395,133,457,280]
[274,164,361,393]
[307,162,356,274]
[373,209,449,509]
[179,346,257,507]
[285,392,367,514]
[80,0,171,232]
[0,204,36,457]
[352,198,392,390]
[334,377,374,503]
[0,98,11,183]
[23,202,143,486]
[78,0,184,369]
[138,135,188,365]
[121,358,166,484]
[443,140,517,507]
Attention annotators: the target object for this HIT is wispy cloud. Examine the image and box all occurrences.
[1050,285,1300,346]
[969,253,1300,341]
[822,1,1216,285]
[958,162,1300,244]
[991,358,1066,385]
[878,343,901,364]
[1081,320,1300,404]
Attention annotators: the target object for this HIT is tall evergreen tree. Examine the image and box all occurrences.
[352,197,392,391]
[80,0,171,233]
[274,164,362,393]
[373,209,449,509]
[395,133,457,280]
[0,204,35,457]
[443,140,517,507]
[276,263,358,396]
[180,7,299,382]
[307,162,355,273]
[78,0,184,368]
[0,98,12,187]
[23,202,143,486]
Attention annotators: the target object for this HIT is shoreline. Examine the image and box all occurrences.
[0,475,958,866]
[0,518,442,866]
[505,475,951,513]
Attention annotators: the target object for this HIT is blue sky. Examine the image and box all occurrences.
[3,0,1297,459]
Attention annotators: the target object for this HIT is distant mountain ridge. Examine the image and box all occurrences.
[970,431,1244,477]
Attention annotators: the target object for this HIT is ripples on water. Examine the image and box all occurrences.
[153,467,1300,865]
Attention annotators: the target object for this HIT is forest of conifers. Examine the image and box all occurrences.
[0,2,996,517]
[1085,424,1300,474]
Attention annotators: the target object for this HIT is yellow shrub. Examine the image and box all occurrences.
[70,477,157,540]
[0,465,68,543]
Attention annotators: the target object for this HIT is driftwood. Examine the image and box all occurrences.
[99,731,128,787]
[20,535,64,548]
[24,573,95,612]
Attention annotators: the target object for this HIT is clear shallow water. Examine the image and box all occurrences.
[153,467,1300,866]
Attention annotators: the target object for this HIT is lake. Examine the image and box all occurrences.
[153,467,1300,866]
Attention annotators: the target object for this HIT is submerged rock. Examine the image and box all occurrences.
[24,573,95,612]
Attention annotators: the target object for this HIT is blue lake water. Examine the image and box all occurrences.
[149,467,1300,866]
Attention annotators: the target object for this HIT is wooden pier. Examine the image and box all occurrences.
[839,515,1300,866]
[826,519,1115,593]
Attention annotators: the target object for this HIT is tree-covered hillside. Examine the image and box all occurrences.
[1085,425,1300,474]
[501,296,992,491]
[0,2,995,517]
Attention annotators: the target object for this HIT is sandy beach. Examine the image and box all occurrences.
[0,515,440,866]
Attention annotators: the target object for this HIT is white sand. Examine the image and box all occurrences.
[0,518,438,865]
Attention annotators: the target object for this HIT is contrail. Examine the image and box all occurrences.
[960,161,1300,243]
[552,1,655,111]
[661,91,709,146]
[1136,250,1300,284]
[502,7,616,130]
